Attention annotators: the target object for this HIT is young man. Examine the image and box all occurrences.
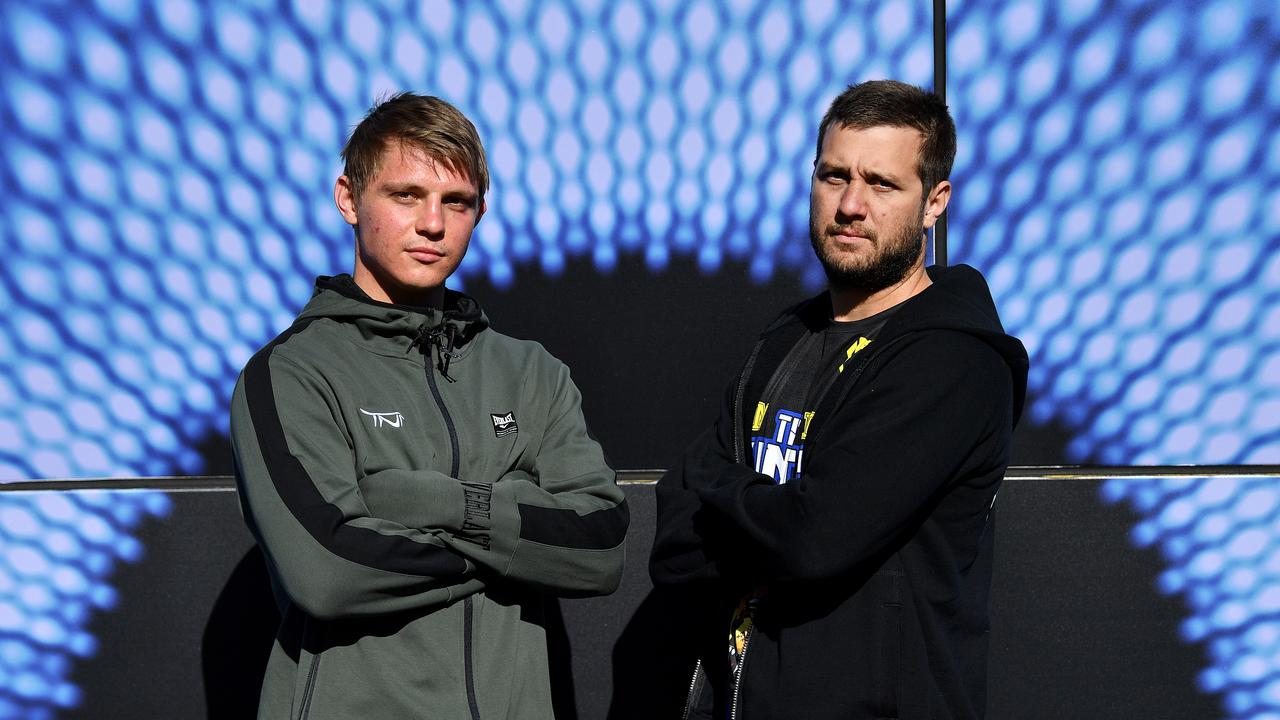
[230,93,628,719]
[650,80,1029,719]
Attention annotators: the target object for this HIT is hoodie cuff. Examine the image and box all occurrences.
[459,481,495,550]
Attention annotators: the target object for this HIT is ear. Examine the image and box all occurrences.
[922,180,952,230]
[334,176,360,226]
[474,198,487,227]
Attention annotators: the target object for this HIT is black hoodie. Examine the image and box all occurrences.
[651,265,1029,720]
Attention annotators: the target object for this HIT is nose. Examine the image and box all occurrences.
[417,196,445,237]
[836,181,868,222]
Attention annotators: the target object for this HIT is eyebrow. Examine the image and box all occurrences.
[817,161,906,184]
[863,169,904,184]
[380,181,478,201]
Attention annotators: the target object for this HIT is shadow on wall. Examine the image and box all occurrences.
[607,586,707,719]
[201,548,277,719]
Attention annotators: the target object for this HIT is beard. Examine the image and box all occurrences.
[809,205,926,293]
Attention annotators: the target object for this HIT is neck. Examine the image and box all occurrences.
[352,268,446,309]
[829,264,931,321]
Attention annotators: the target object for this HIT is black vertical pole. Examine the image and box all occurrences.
[933,0,948,266]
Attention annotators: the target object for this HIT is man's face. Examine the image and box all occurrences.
[809,124,945,292]
[335,142,484,306]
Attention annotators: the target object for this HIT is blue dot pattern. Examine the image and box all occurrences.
[948,1,1280,717]
[1,0,934,482]
[0,0,931,714]
[0,490,171,718]
[951,0,1280,468]
[2,0,1278,715]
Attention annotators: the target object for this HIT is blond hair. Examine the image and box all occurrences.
[341,92,489,204]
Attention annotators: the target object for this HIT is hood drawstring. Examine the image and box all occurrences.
[436,324,458,382]
[407,322,460,382]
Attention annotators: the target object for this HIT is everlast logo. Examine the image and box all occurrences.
[490,411,518,438]
[460,481,492,550]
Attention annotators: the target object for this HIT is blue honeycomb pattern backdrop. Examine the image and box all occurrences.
[0,0,935,715]
[0,0,1277,716]
[947,1,1280,717]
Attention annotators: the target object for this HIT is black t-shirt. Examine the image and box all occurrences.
[747,305,899,484]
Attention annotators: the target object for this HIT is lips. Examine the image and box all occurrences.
[406,247,445,262]
[829,225,875,244]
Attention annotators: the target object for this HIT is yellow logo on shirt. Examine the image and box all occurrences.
[801,411,815,440]
[837,337,872,373]
[752,402,769,431]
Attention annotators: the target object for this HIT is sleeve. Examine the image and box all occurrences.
[358,361,629,597]
[649,375,747,586]
[230,349,480,622]
[693,332,1015,583]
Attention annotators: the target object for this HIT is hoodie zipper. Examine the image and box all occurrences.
[681,658,705,720]
[298,652,321,719]
[422,334,481,720]
[677,339,766,720]
[422,323,462,483]
[730,626,754,720]
[719,333,908,720]
[463,596,481,720]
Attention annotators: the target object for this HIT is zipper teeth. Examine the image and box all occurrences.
[463,596,482,720]
[681,658,703,720]
[298,653,321,719]
[425,343,461,478]
[426,342,476,718]
[730,627,753,720]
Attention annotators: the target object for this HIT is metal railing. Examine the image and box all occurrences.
[3,465,1279,492]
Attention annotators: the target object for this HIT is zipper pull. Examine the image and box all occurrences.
[436,324,457,382]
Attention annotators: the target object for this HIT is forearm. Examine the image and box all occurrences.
[232,370,479,621]
[360,465,627,594]
[650,418,747,585]
[694,336,1015,582]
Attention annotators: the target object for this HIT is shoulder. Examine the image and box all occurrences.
[870,330,1013,395]
[465,329,573,391]
[886,328,1007,367]
[244,316,344,373]
[916,328,1005,359]
[473,328,564,368]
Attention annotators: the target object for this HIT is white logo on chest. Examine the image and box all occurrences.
[490,411,518,437]
[360,409,405,429]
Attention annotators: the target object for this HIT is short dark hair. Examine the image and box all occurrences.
[341,92,489,203]
[815,80,956,197]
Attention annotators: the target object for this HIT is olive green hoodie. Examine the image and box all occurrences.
[230,275,628,719]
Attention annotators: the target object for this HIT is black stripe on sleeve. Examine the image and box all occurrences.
[243,321,468,577]
[518,499,630,550]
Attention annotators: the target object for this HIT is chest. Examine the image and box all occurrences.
[325,348,538,482]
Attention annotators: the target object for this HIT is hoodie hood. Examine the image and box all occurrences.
[772,264,1029,426]
[295,275,490,376]
[904,265,1028,426]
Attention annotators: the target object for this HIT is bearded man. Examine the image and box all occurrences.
[650,80,1029,720]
